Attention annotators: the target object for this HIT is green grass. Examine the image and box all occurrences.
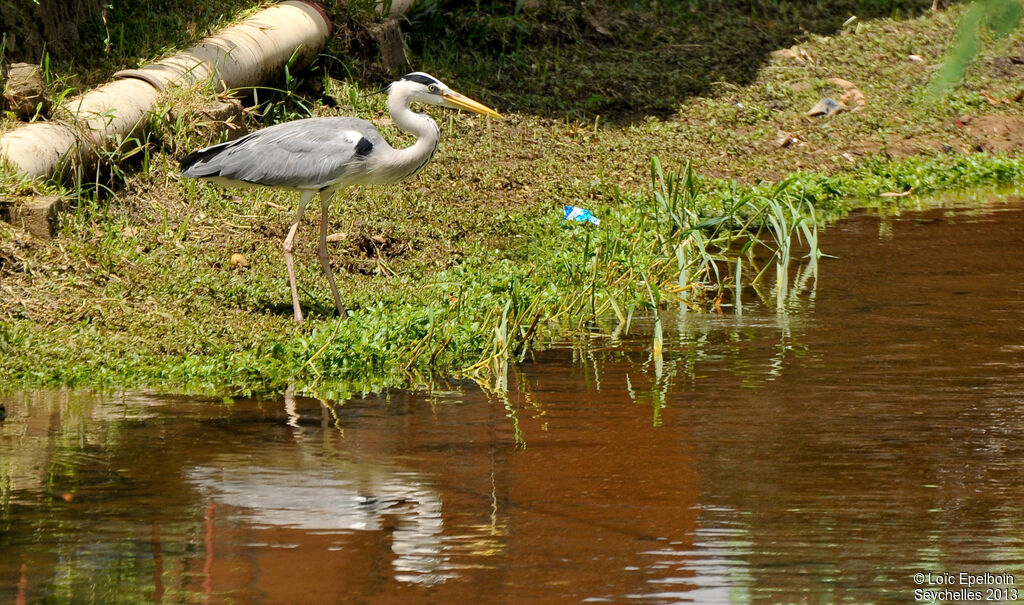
[2,1,1024,396]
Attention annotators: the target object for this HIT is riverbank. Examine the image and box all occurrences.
[2,1,1023,395]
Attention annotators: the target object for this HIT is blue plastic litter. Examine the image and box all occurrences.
[563,205,600,226]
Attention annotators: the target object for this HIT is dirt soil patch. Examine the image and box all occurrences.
[958,115,1024,154]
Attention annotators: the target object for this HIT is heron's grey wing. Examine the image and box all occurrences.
[181,118,381,189]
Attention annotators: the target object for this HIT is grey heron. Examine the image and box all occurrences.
[180,72,501,322]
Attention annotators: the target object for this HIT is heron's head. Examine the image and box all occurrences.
[387,72,502,119]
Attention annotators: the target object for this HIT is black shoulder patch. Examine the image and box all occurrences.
[354,136,373,157]
[401,73,440,87]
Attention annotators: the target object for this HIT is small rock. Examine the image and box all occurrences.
[828,77,866,111]
[583,12,612,36]
[908,54,925,62]
[6,195,66,239]
[166,97,246,143]
[326,232,348,242]
[807,97,845,118]
[770,47,814,64]
[2,62,50,119]
[230,253,249,269]
[982,92,1010,106]
[201,98,247,140]
[775,131,800,148]
[840,88,866,111]
[828,77,857,89]
[770,48,801,61]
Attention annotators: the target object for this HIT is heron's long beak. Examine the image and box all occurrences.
[443,91,503,119]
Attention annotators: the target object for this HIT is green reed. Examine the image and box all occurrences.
[456,156,825,387]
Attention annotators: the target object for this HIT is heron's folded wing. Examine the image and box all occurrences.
[184,118,376,189]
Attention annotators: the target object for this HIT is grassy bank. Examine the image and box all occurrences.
[2,1,1024,395]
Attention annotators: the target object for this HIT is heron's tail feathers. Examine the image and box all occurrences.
[180,140,235,177]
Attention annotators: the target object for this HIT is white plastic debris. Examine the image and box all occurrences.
[563,205,600,226]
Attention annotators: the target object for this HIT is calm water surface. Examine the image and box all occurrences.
[3,194,1024,604]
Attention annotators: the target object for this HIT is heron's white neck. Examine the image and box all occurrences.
[386,91,440,182]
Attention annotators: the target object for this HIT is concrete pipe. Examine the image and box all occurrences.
[0,0,332,181]
[113,0,332,93]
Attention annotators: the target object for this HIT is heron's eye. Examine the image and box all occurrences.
[428,84,438,93]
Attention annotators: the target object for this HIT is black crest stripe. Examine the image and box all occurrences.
[401,73,440,86]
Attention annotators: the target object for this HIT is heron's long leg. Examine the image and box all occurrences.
[318,190,348,319]
[283,190,315,322]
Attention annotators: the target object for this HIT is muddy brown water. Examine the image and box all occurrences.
[3,194,1024,604]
